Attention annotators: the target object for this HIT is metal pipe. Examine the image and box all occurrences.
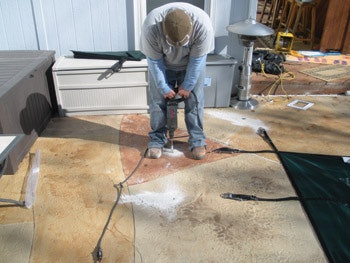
[226,19,274,110]
[238,41,254,101]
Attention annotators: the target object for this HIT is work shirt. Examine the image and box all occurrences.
[141,3,214,94]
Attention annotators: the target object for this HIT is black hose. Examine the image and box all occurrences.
[220,193,349,205]
[94,149,147,262]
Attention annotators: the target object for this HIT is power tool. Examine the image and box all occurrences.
[275,31,294,53]
[166,96,185,152]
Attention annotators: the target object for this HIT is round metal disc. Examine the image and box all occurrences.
[230,97,259,110]
[226,18,274,37]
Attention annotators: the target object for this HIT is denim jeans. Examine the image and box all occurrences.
[148,68,206,150]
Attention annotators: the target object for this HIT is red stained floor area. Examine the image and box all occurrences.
[119,114,234,185]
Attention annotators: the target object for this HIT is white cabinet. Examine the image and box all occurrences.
[52,55,237,117]
[53,57,149,116]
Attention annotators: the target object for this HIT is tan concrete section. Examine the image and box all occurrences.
[0,145,36,263]
[127,155,326,262]
[125,95,349,263]
[0,115,134,262]
[0,222,33,262]
[0,95,349,263]
[30,115,134,263]
[203,95,350,156]
[0,161,33,224]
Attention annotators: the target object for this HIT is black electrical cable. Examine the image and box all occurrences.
[119,150,147,186]
[94,185,122,262]
[212,128,350,207]
[95,90,201,261]
[220,193,349,205]
[95,90,210,262]
[211,147,275,154]
[94,149,147,262]
[257,127,279,152]
[221,193,299,202]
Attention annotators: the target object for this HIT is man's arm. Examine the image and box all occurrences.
[178,54,207,98]
[147,57,175,99]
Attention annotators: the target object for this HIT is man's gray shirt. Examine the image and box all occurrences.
[140,2,214,71]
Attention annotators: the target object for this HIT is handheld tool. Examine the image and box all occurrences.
[166,96,185,152]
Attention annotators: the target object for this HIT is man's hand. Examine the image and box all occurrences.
[163,89,176,99]
[178,85,191,99]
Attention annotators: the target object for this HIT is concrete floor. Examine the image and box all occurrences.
[0,95,349,262]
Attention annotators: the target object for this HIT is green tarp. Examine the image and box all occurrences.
[278,152,350,263]
[71,50,146,61]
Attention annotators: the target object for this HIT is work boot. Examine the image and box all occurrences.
[147,148,162,159]
[192,146,206,160]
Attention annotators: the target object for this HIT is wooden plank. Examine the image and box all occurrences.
[341,18,350,54]
[319,0,350,52]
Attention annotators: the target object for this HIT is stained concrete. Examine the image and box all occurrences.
[251,62,350,95]
[0,95,349,262]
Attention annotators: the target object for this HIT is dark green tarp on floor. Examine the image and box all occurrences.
[278,152,350,263]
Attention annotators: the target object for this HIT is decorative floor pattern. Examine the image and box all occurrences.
[119,114,234,185]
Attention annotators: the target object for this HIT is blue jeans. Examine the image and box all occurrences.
[148,69,206,150]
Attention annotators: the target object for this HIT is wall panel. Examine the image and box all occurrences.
[71,0,94,51]
[0,0,38,50]
[0,0,257,75]
[0,0,132,58]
